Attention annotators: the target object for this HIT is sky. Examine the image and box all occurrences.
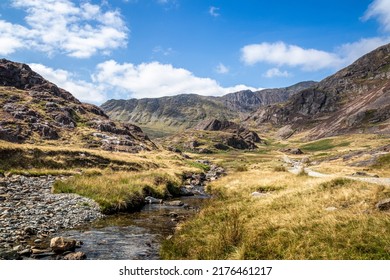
[0,0,390,104]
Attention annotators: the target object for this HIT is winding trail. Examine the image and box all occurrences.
[282,155,390,186]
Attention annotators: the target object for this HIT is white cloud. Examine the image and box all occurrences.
[241,42,342,71]
[363,0,390,32]
[263,68,291,78]
[241,38,390,71]
[0,0,128,58]
[29,63,106,103]
[215,63,229,74]
[29,60,263,103]
[209,6,220,17]
[337,37,390,63]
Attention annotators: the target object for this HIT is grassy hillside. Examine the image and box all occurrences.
[161,133,390,259]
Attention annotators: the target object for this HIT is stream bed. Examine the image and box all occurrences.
[54,195,209,260]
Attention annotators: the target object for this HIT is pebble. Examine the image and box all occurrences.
[0,175,104,251]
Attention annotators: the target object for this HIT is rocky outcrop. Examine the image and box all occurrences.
[0,59,156,152]
[194,118,262,150]
[249,43,390,139]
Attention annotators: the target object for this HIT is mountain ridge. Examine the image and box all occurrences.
[101,81,316,138]
[249,43,390,139]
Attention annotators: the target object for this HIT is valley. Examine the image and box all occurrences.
[1,43,390,260]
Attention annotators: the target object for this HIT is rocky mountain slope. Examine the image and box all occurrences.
[101,82,315,138]
[0,59,156,152]
[249,43,390,139]
[161,118,263,153]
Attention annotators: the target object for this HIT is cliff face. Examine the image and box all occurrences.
[0,59,156,152]
[249,44,390,139]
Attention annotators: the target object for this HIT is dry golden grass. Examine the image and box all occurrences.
[161,166,390,260]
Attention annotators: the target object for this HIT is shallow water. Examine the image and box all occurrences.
[57,196,209,260]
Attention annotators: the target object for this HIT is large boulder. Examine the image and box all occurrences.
[50,237,77,253]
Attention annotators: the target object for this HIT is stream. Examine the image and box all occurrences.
[51,195,209,260]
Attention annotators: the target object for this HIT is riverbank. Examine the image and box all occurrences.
[0,175,103,258]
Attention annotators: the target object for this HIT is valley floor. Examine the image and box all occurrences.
[1,133,390,260]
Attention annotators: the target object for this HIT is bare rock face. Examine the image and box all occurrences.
[0,59,156,152]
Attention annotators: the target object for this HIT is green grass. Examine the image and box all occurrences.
[373,154,390,169]
[300,139,350,152]
[53,171,182,214]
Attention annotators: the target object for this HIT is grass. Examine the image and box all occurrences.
[161,168,390,260]
[300,138,350,152]
[53,170,182,214]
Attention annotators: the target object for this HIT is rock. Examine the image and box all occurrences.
[12,245,22,252]
[24,226,38,235]
[164,200,184,207]
[144,196,163,204]
[281,148,303,155]
[376,198,390,211]
[18,249,32,256]
[32,248,51,254]
[63,251,86,260]
[325,207,338,211]
[50,237,77,253]
[251,192,269,197]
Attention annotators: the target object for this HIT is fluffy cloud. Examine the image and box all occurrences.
[93,60,259,99]
[241,42,342,71]
[29,60,261,104]
[29,63,106,103]
[263,68,291,78]
[215,63,229,74]
[363,0,390,32]
[0,0,128,58]
[241,38,390,72]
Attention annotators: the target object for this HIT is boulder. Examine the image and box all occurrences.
[50,237,77,253]
[63,252,86,260]
[144,196,163,204]
[376,198,390,211]
[164,200,184,207]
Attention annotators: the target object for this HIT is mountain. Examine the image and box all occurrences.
[221,81,317,112]
[0,59,156,152]
[249,43,390,139]
[101,81,316,138]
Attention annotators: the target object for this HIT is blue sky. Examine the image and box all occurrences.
[0,0,389,104]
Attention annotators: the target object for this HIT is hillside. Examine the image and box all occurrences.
[0,59,156,152]
[249,44,390,139]
[101,82,316,138]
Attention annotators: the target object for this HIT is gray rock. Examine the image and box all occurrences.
[144,196,163,204]
[376,198,390,211]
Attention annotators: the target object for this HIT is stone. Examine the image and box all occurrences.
[50,237,77,253]
[144,196,163,204]
[376,198,390,211]
[251,192,269,197]
[164,200,184,207]
[63,252,86,260]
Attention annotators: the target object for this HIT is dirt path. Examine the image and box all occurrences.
[282,155,390,186]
